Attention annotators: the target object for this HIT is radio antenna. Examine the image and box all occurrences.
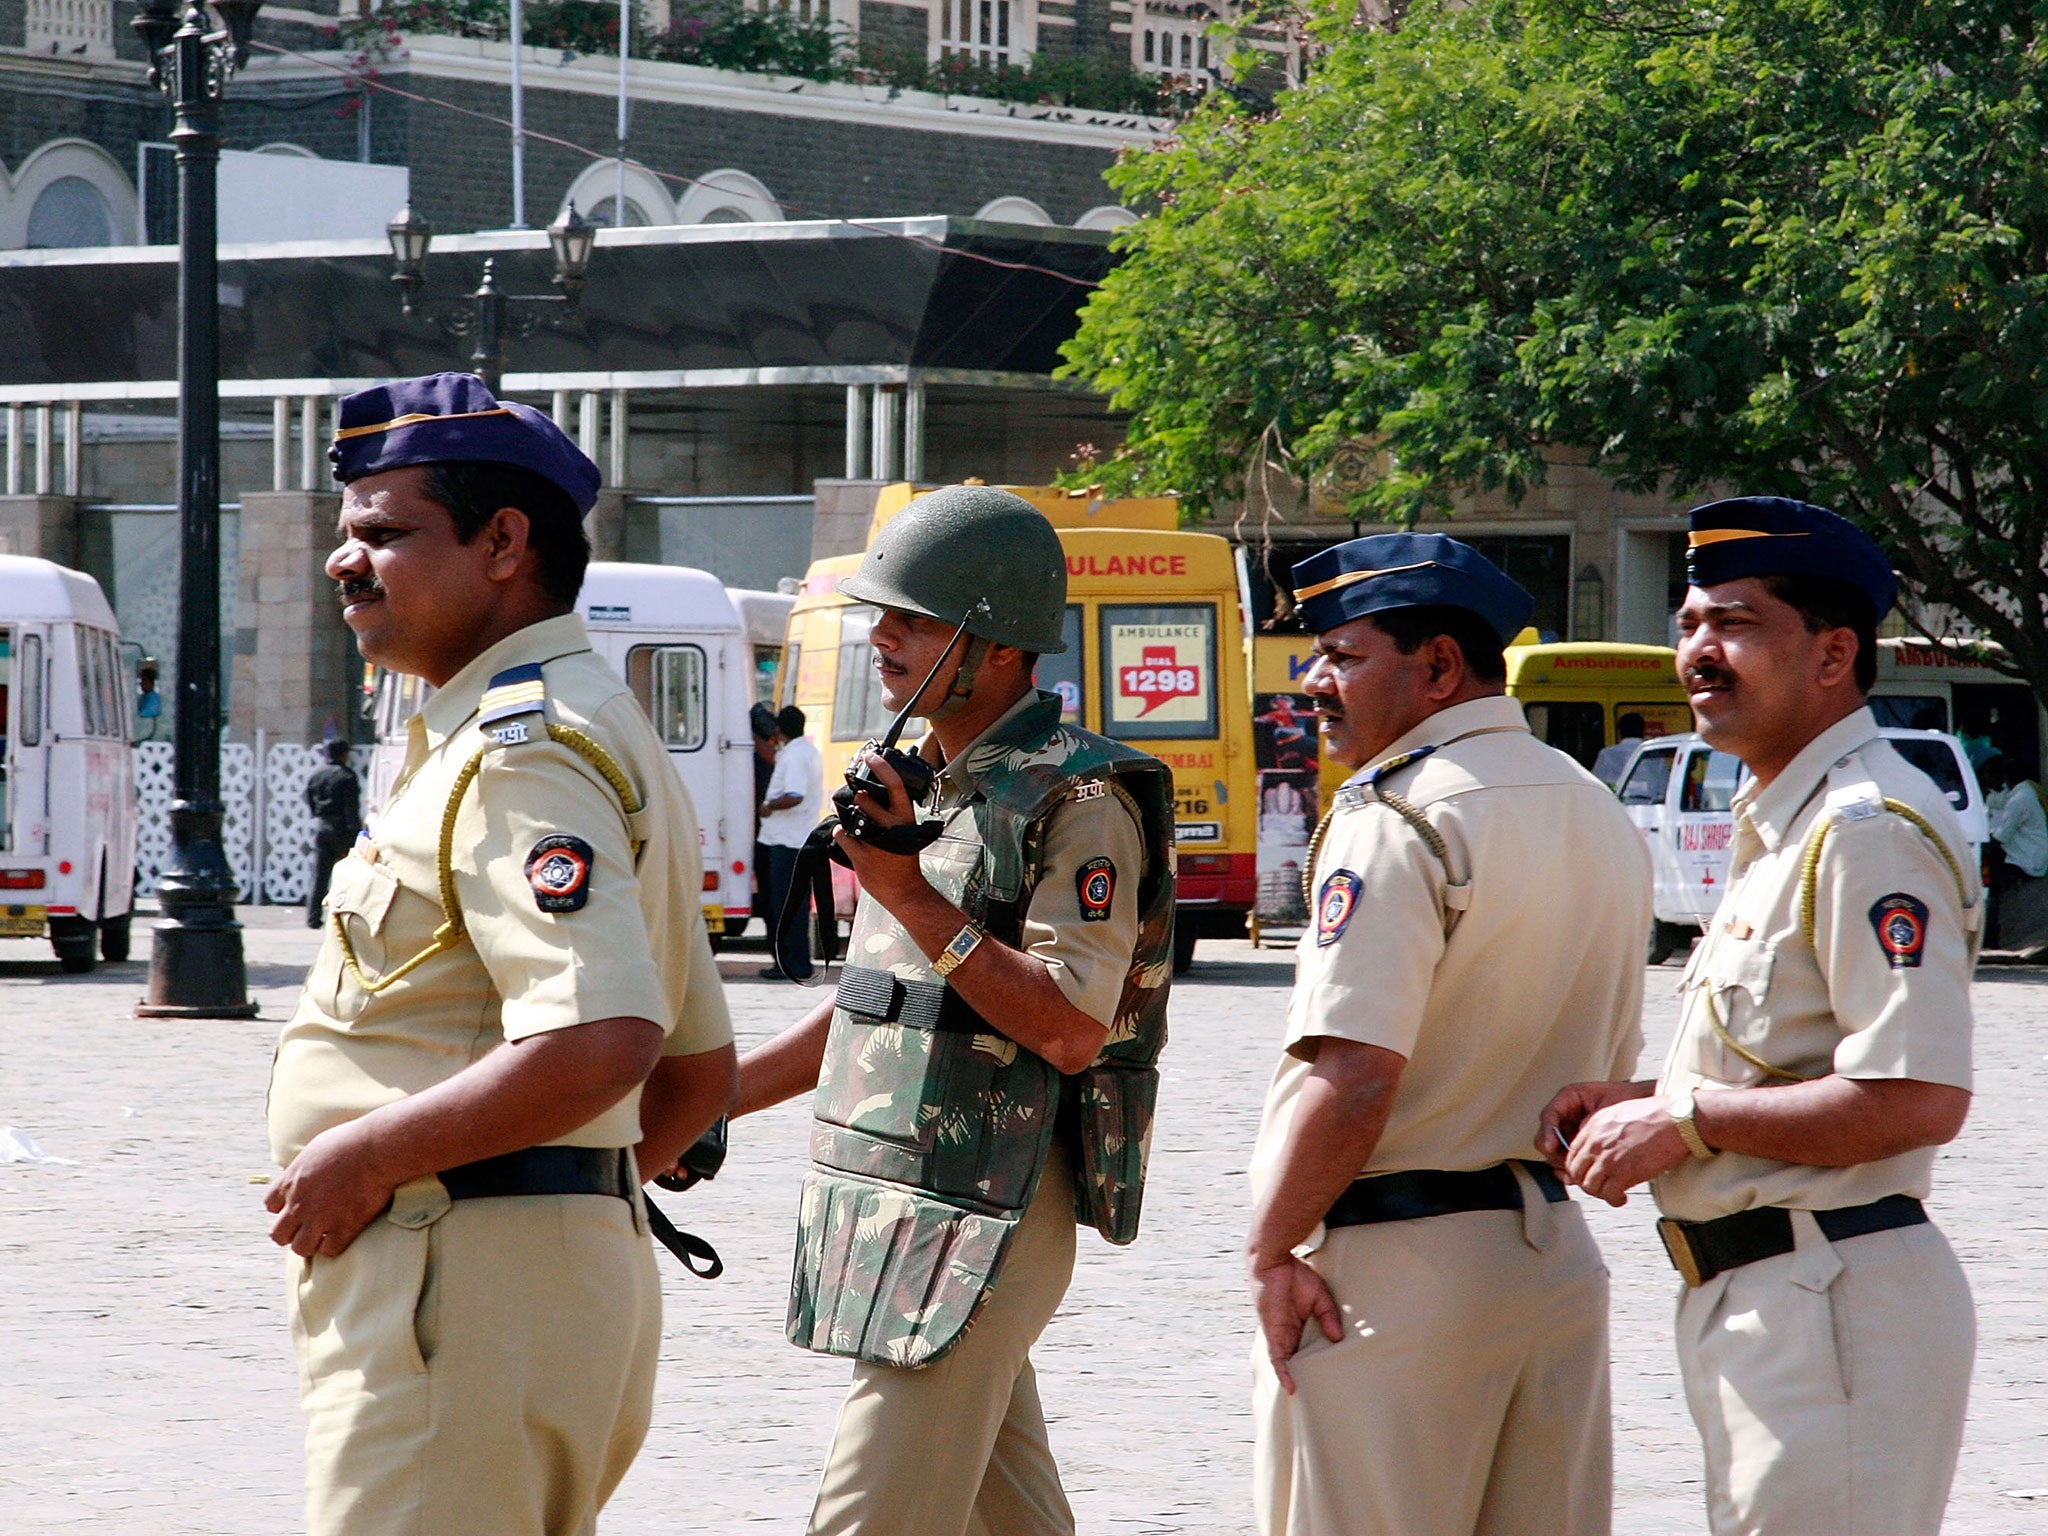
[876,599,988,752]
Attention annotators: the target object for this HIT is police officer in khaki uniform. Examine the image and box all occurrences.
[1248,533,1653,1536]
[1545,498,1978,1536]
[264,373,738,1536]
[734,485,1176,1536]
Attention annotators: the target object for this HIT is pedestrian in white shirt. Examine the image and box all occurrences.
[760,705,824,980]
[1982,755,2048,884]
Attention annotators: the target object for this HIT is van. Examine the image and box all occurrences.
[0,555,138,972]
[1615,727,1986,963]
[781,486,1256,971]
[365,562,759,943]
[727,587,796,705]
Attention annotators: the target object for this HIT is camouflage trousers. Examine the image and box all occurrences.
[807,1143,1079,1536]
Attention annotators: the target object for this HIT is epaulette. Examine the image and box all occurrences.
[478,662,546,746]
[1333,743,1437,811]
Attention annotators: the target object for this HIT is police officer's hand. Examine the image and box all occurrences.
[265,1120,398,1258]
[1537,1079,1652,1173]
[1565,1095,1691,1207]
[833,752,927,905]
[1247,1254,1344,1397]
[845,751,917,830]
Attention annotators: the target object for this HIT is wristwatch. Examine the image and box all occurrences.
[931,922,985,979]
[1669,1085,1716,1161]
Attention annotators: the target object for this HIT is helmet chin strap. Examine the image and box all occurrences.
[924,636,991,722]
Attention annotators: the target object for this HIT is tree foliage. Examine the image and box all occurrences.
[1061,0,2048,695]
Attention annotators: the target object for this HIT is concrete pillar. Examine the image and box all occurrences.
[903,380,926,483]
[585,487,631,563]
[552,389,571,431]
[299,396,320,491]
[870,386,900,482]
[608,388,627,487]
[63,402,81,496]
[577,392,600,462]
[272,397,291,491]
[230,490,353,741]
[33,405,51,495]
[0,496,81,563]
[810,479,888,563]
[5,406,19,496]
[844,384,869,479]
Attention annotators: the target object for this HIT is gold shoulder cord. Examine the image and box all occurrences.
[1298,784,1455,912]
[1702,797,1972,1083]
[333,723,644,995]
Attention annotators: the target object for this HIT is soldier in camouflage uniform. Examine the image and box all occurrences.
[735,485,1175,1536]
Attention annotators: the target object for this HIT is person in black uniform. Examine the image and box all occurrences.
[304,737,362,928]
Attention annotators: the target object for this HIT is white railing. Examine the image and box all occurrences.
[136,739,372,905]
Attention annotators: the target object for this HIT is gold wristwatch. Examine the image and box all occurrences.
[1669,1086,1716,1161]
[931,922,985,978]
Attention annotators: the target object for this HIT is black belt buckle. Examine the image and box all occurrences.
[1657,1217,1709,1287]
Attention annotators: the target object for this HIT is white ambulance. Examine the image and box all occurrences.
[1616,727,1985,963]
[0,555,138,972]
[365,562,758,943]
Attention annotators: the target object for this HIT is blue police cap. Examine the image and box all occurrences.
[1290,533,1535,644]
[1685,497,1896,622]
[328,372,601,515]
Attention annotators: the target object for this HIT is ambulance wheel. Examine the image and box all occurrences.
[51,917,98,974]
[1646,921,1689,967]
[1172,921,1199,975]
[100,912,132,963]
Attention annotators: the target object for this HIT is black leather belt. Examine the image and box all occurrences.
[1324,1161,1566,1229]
[1657,1194,1927,1287]
[836,964,987,1035]
[439,1145,634,1203]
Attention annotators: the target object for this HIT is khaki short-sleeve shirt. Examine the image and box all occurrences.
[268,614,733,1166]
[1652,709,1978,1223]
[926,693,1144,1029]
[1249,696,1653,1207]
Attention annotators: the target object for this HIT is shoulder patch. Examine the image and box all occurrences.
[480,662,547,729]
[1076,856,1116,920]
[525,834,594,913]
[1869,892,1929,968]
[1315,869,1363,947]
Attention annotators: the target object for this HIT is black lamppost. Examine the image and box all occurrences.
[133,0,261,1020]
[386,203,596,393]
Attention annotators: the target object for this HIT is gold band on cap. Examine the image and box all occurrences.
[1686,527,1812,549]
[1292,558,1440,604]
[332,406,516,443]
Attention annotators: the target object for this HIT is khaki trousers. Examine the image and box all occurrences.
[807,1148,1079,1536]
[1676,1213,1973,1536]
[288,1180,662,1536]
[1253,1186,1612,1536]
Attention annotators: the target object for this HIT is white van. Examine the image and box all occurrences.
[1616,727,1985,963]
[726,587,796,705]
[365,561,758,943]
[0,555,139,972]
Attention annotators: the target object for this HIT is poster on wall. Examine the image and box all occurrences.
[1254,691,1320,926]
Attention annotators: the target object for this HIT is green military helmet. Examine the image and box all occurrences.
[837,484,1068,653]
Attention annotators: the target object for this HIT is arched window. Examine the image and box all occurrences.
[972,196,1053,227]
[587,195,653,228]
[27,177,116,248]
[675,169,784,227]
[560,160,678,229]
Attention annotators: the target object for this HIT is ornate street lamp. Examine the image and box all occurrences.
[384,202,596,394]
[133,0,260,1019]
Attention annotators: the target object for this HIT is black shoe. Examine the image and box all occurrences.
[758,965,786,980]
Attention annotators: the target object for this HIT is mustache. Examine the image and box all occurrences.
[1684,662,1735,690]
[336,576,383,605]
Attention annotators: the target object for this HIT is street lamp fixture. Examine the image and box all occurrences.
[132,0,262,1020]
[384,202,596,393]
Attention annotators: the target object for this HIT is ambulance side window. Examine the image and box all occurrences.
[1679,749,1742,813]
[1033,606,1086,724]
[1620,747,1674,806]
[832,609,891,742]
[19,634,42,747]
[626,645,707,751]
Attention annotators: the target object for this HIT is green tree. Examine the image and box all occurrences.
[1062,0,2048,695]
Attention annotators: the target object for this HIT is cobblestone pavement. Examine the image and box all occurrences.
[1,912,2043,1533]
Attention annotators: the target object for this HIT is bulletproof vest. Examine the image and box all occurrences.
[787,691,1175,1368]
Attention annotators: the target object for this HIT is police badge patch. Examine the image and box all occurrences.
[526,835,595,913]
[1869,892,1929,968]
[1316,870,1363,947]
[1076,857,1117,922]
